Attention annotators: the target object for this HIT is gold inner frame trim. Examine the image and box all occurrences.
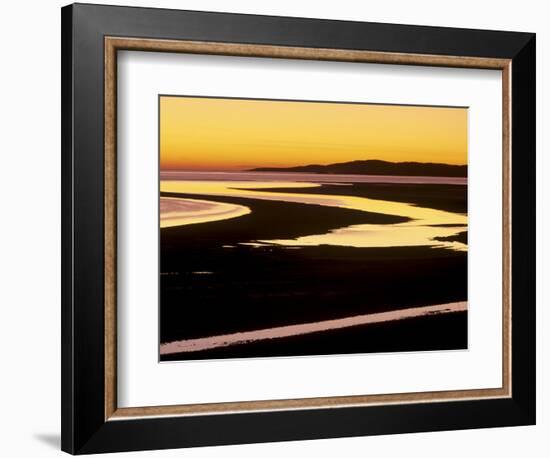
[104,36,512,421]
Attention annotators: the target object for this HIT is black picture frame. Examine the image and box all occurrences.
[61,3,536,454]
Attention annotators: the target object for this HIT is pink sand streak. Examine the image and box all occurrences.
[160,301,467,355]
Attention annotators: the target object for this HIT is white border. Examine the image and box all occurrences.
[117,51,502,408]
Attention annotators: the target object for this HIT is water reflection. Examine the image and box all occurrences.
[160,177,467,251]
[160,196,250,228]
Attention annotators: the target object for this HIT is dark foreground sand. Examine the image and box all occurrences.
[161,312,467,361]
[159,182,467,361]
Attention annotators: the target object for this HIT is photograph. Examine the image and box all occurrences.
[158,95,469,361]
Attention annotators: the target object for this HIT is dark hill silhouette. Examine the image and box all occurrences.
[249,159,467,177]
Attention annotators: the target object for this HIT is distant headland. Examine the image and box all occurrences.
[248,159,467,177]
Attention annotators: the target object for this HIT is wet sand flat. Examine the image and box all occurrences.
[161,301,466,356]
[160,179,467,360]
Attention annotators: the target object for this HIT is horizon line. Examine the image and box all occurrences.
[160,159,468,172]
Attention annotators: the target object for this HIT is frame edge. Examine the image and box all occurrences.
[61,3,75,454]
[510,33,536,425]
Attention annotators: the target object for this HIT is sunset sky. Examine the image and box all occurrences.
[160,96,467,171]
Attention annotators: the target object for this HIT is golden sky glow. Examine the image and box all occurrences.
[160,96,467,171]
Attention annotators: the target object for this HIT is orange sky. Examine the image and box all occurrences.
[160,96,467,171]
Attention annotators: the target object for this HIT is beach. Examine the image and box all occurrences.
[159,171,468,361]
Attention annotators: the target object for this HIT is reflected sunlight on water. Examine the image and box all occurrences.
[160,196,250,228]
[160,178,467,251]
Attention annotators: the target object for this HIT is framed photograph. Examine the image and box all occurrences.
[61,3,536,454]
